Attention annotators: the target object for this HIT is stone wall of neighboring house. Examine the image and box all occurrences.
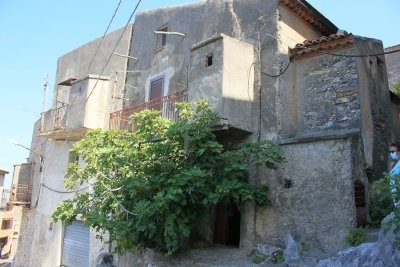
[385,45,400,143]
[385,44,400,87]
[389,93,400,143]
[353,37,391,179]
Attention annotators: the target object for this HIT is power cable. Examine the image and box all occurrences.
[261,46,400,78]
[322,47,400,58]
[261,59,292,78]
[41,183,90,194]
[84,0,142,107]
[86,0,124,74]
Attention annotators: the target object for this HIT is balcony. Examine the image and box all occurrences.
[10,184,32,206]
[38,103,69,139]
[38,75,111,140]
[110,90,188,131]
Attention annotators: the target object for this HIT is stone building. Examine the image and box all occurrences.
[11,0,391,266]
[385,44,400,142]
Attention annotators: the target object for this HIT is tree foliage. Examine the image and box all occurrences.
[51,100,284,255]
[390,83,400,96]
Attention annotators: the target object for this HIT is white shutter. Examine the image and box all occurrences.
[61,220,90,267]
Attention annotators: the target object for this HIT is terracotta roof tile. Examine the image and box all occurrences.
[290,33,354,59]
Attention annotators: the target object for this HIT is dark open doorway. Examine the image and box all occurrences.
[213,203,240,247]
[354,180,367,226]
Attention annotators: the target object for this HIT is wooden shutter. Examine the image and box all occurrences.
[149,77,164,110]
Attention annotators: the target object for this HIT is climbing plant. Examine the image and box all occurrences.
[51,100,284,255]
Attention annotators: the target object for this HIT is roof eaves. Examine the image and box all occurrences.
[279,0,338,36]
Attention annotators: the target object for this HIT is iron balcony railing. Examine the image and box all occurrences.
[109,90,188,131]
[39,103,68,134]
[10,184,32,206]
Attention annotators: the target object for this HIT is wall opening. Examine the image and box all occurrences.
[206,54,213,67]
[213,202,240,247]
[155,25,168,50]
[354,180,367,226]
[283,179,292,189]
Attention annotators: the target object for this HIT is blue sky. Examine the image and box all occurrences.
[0,0,398,188]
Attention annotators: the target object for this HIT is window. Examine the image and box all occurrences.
[283,179,293,189]
[0,237,8,249]
[155,25,168,50]
[1,219,13,230]
[149,77,165,110]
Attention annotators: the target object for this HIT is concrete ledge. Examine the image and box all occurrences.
[278,128,360,145]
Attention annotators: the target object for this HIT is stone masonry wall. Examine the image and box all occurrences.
[296,53,360,134]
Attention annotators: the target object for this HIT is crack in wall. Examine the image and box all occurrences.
[228,0,242,39]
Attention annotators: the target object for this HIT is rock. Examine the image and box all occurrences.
[257,243,282,258]
[316,213,400,267]
[284,233,300,263]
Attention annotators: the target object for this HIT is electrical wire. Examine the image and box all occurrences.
[322,47,400,58]
[84,0,142,107]
[261,45,400,78]
[86,0,123,75]
[99,180,137,216]
[41,183,90,194]
[261,59,292,78]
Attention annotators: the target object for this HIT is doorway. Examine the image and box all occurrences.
[213,203,240,247]
[354,181,367,226]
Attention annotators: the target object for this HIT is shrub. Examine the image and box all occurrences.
[345,227,367,246]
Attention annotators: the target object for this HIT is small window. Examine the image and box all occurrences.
[155,25,168,50]
[0,237,8,248]
[1,219,13,230]
[283,179,292,189]
[206,54,213,67]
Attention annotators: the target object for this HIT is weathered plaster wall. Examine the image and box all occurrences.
[11,163,33,185]
[54,25,132,114]
[189,34,254,132]
[354,37,391,180]
[126,0,280,134]
[14,121,110,265]
[14,137,71,266]
[256,138,356,252]
[277,5,321,51]
[15,25,132,266]
[67,76,111,132]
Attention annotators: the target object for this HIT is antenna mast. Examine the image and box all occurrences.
[42,74,49,114]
